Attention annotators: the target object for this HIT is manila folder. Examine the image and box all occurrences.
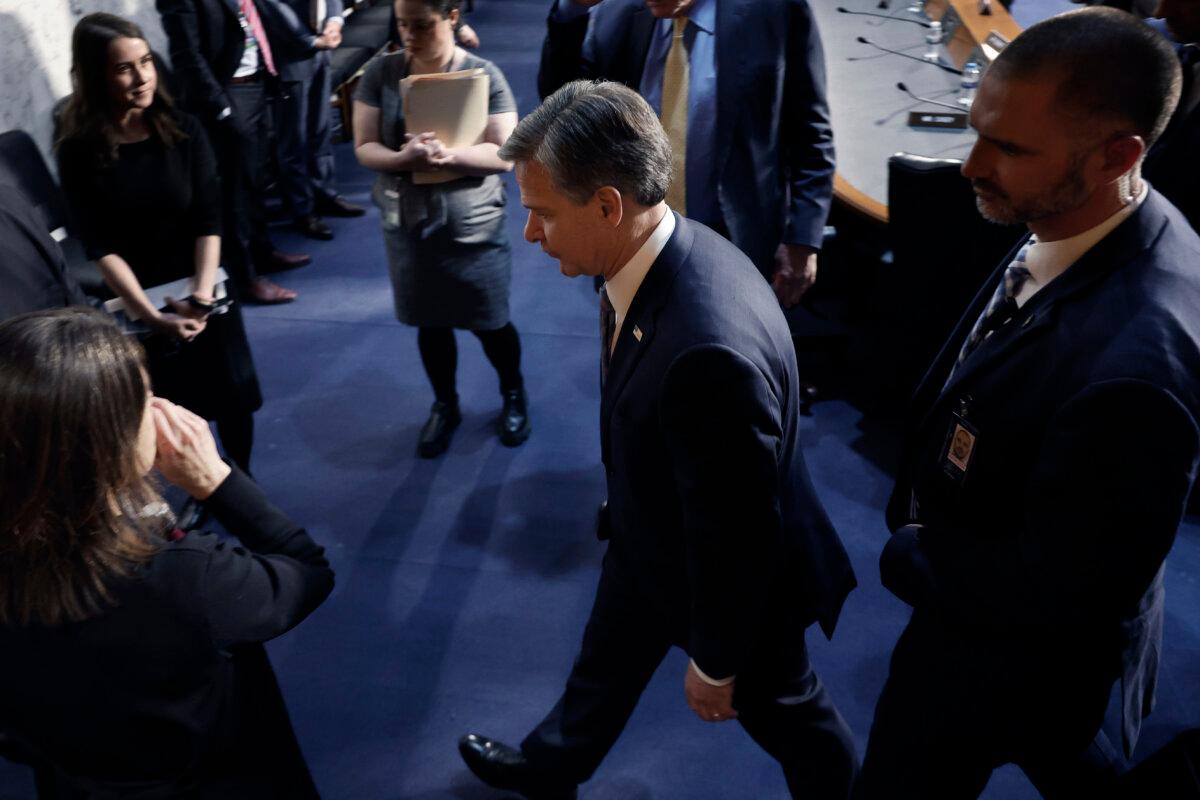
[401,68,490,186]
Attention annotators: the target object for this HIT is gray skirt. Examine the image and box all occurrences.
[376,173,512,331]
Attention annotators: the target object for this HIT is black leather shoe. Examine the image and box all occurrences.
[315,194,366,217]
[457,734,577,800]
[417,400,461,458]
[498,388,530,447]
[295,214,334,241]
[264,250,312,272]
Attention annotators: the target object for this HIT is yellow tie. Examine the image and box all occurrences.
[660,17,689,215]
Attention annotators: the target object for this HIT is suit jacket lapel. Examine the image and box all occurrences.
[221,0,241,18]
[621,7,657,89]
[600,214,689,461]
[912,192,1170,436]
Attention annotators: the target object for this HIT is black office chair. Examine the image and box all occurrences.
[868,152,1023,407]
[0,129,103,297]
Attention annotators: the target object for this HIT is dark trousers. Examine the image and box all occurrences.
[521,549,859,798]
[209,80,275,292]
[276,58,336,219]
[856,610,1121,799]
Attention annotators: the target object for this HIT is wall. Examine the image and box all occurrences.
[0,0,168,175]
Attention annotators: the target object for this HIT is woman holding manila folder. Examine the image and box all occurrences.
[354,0,529,459]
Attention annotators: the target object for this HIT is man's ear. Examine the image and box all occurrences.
[594,186,624,228]
[1101,134,1145,182]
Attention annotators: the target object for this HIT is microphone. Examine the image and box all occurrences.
[896,82,965,111]
[837,6,931,27]
[855,36,963,74]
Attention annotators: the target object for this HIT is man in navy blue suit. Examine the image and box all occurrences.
[857,9,1200,798]
[258,0,365,241]
[457,80,857,799]
[538,0,835,308]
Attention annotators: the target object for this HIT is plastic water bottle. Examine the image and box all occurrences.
[924,20,943,62]
[958,61,981,107]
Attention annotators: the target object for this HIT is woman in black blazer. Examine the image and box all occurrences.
[0,308,334,798]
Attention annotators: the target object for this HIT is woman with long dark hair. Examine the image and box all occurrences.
[354,0,529,458]
[0,307,333,797]
[57,12,262,479]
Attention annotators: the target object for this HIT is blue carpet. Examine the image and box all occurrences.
[3,1,1197,798]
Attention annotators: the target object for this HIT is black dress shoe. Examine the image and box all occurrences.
[457,734,577,800]
[417,400,461,458]
[264,250,312,272]
[315,194,366,217]
[295,214,334,241]
[498,388,530,447]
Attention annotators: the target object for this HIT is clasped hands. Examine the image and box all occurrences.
[154,295,212,342]
[313,21,343,50]
[400,131,458,173]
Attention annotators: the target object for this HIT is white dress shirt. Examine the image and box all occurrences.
[1014,182,1149,309]
[604,209,675,352]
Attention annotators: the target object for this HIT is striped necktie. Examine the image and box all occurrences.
[660,17,689,215]
[948,240,1034,382]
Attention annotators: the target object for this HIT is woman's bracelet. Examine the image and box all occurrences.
[185,294,216,312]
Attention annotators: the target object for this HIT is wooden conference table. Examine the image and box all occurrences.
[813,0,1022,223]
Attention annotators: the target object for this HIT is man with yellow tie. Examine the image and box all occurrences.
[536,0,836,307]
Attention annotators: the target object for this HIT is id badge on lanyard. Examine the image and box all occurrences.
[940,396,979,487]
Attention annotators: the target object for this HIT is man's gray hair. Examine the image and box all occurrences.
[499,80,672,207]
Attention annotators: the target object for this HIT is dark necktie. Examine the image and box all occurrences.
[946,240,1033,386]
[600,286,616,387]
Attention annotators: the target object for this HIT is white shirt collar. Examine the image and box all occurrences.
[1017,182,1149,307]
[605,209,675,330]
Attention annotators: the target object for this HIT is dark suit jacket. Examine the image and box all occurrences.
[258,0,344,81]
[602,213,854,680]
[1145,84,1200,232]
[540,0,836,275]
[157,0,268,121]
[882,190,1200,756]
[0,183,87,321]
[0,468,334,795]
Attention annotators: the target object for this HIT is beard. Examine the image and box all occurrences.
[972,151,1090,226]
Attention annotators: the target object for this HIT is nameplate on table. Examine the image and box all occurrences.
[982,31,1009,61]
[907,111,969,130]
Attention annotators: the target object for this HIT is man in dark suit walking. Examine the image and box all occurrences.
[157,0,308,304]
[857,9,1200,798]
[457,80,857,800]
[537,0,835,308]
[258,0,365,241]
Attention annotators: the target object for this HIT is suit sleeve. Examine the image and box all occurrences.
[537,0,592,99]
[884,379,1199,627]
[191,466,335,647]
[661,344,787,680]
[781,0,836,250]
[157,0,231,122]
